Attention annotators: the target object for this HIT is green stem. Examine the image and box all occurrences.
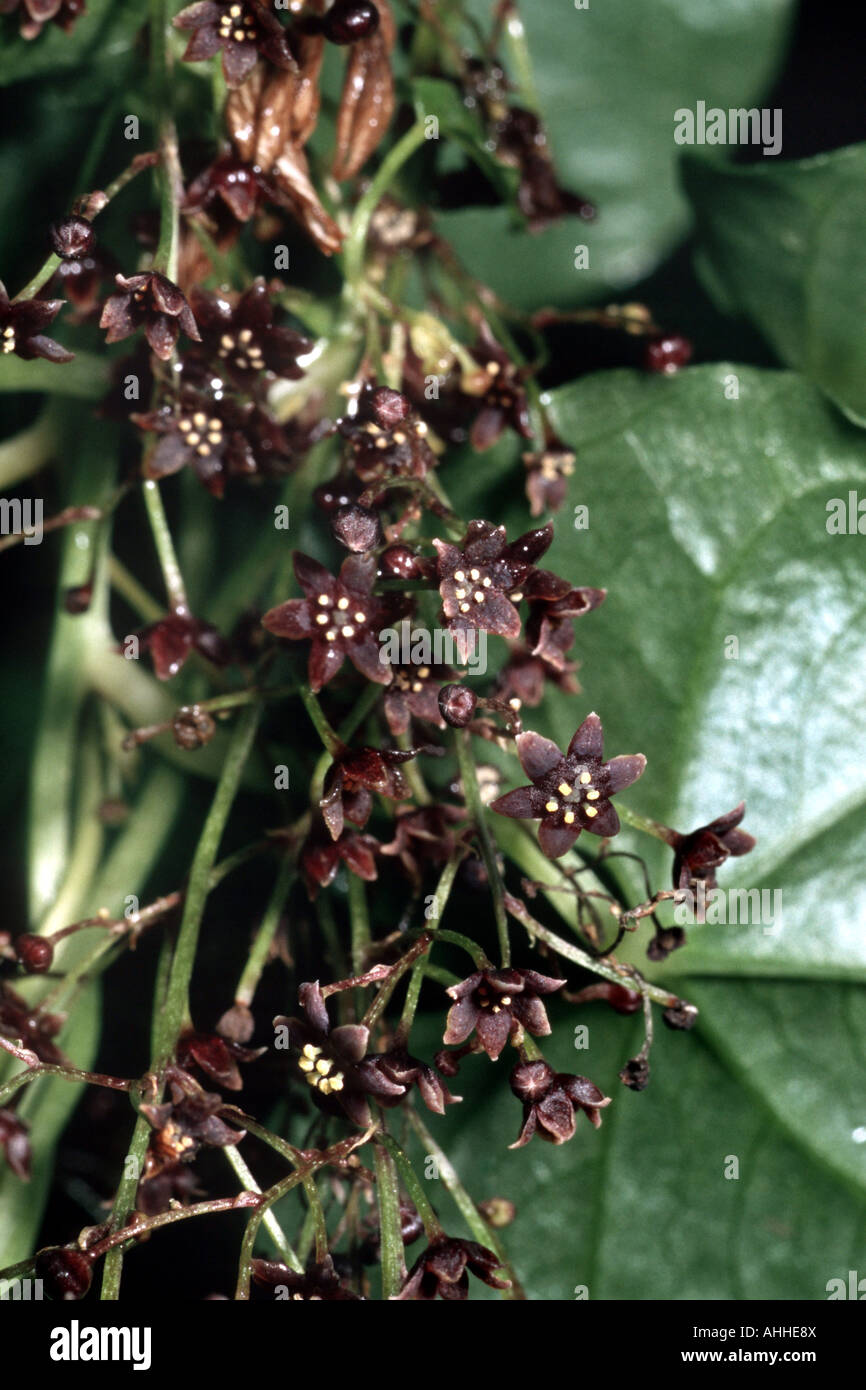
[347,872,370,978]
[299,684,343,757]
[0,407,59,489]
[141,479,188,613]
[223,1145,303,1272]
[150,0,180,281]
[373,1139,405,1297]
[343,122,428,287]
[235,855,295,1007]
[454,728,510,966]
[616,802,677,844]
[378,1133,442,1241]
[406,1109,525,1299]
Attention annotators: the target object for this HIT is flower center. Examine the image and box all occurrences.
[314,592,367,642]
[218,328,265,372]
[218,4,257,41]
[2,326,16,354]
[477,985,512,1014]
[452,565,494,615]
[298,1043,345,1095]
[543,769,601,823]
[178,411,224,458]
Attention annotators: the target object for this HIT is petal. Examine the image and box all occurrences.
[99,292,135,341]
[182,24,223,61]
[502,522,554,568]
[261,599,313,639]
[339,552,377,594]
[462,520,507,564]
[474,1006,511,1061]
[145,433,190,480]
[511,993,552,1037]
[293,551,335,597]
[538,818,580,859]
[580,799,620,837]
[331,1023,369,1064]
[339,834,379,881]
[723,828,757,857]
[536,1089,577,1144]
[222,36,260,87]
[568,711,604,761]
[442,995,479,1047]
[604,753,647,793]
[145,314,179,361]
[308,638,345,692]
[515,730,563,781]
[174,2,221,29]
[508,1106,538,1149]
[519,970,567,996]
[347,634,391,685]
[25,334,74,363]
[298,981,330,1035]
[489,785,541,821]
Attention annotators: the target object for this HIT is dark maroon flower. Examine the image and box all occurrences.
[174,0,296,88]
[526,586,605,673]
[509,1060,610,1148]
[133,388,287,497]
[523,441,575,517]
[275,981,405,1127]
[396,1236,510,1301]
[135,611,231,680]
[379,803,466,885]
[262,551,393,693]
[0,280,73,362]
[140,1067,247,1173]
[176,1031,265,1091]
[0,982,66,1066]
[384,662,453,736]
[491,713,646,859]
[443,967,565,1061]
[433,519,568,663]
[252,1254,362,1300]
[0,1108,31,1180]
[320,743,435,840]
[669,802,756,900]
[0,0,85,40]
[100,271,200,360]
[184,153,272,227]
[366,1047,461,1115]
[465,322,531,450]
[299,819,380,896]
[50,243,118,321]
[188,279,311,393]
[339,383,437,487]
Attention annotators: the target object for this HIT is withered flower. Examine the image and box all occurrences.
[491,713,646,859]
[0,281,73,362]
[668,802,756,901]
[276,981,404,1126]
[1,981,66,1066]
[100,271,200,360]
[188,278,311,392]
[320,743,435,840]
[396,1237,510,1301]
[0,0,85,40]
[176,1031,265,1091]
[443,968,565,1061]
[299,819,380,896]
[140,1067,247,1174]
[464,322,531,451]
[523,440,575,517]
[366,1046,461,1115]
[174,0,296,88]
[0,1108,31,1181]
[262,551,393,693]
[495,106,595,232]
[332,0,395,181]
[135,611,231,680]
[252,1254,362,1300]
[509,1060,610,1148]
[433,519,568,663]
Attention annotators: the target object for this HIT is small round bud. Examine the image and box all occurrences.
[323,0,380,46]
[644,334,692,375]
[331,502,382,552]
[477,1197,516,1229]
[438,683,477,728]
[15,933,54,974]
[369,384,411,429]
[379,544,421,580]
[35,1245,93,1301]
[510,1060,555,1102]
[63,583,93,615]
[662,1000,698,1031]
[619,1056,650,1091]
[49,216,95,260]
[172,705,216,750]
[217,1002,255,1045]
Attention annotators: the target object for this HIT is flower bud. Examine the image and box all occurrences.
[438,683,477,727]
[35,1245,93,1301]
[323,2,381,46]
[15,933,54,974]
[644,334,692,375]
[331,502,381,553]
[369,385,411,429]
[379,544,421,580]
[50,216,95,260]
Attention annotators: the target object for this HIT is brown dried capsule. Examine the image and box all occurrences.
[662,1001,699,1031]
[619,1056,650,1091]
[438,683,477,728]
[172,705,216,750]
[15,934,54,974]
[34,1245,93,1301]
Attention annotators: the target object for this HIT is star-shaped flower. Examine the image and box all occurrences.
[275,982,405,1127]
[0,0,85,40]
[443,967,565,1061]
[100,271,201,360]
[339,384,436,487]
[366,1047,461,1115]
[262,551,393,693]
[134,611,231,681]
[491,712,646,859]
[509,1060,610,1148]
[383,662,453,736]
[319,743,436,840]
[669,802,756,901]
[433,519,569,663]
[174,0,296,88]
[0,280,73,363]
[188,279,311,394]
